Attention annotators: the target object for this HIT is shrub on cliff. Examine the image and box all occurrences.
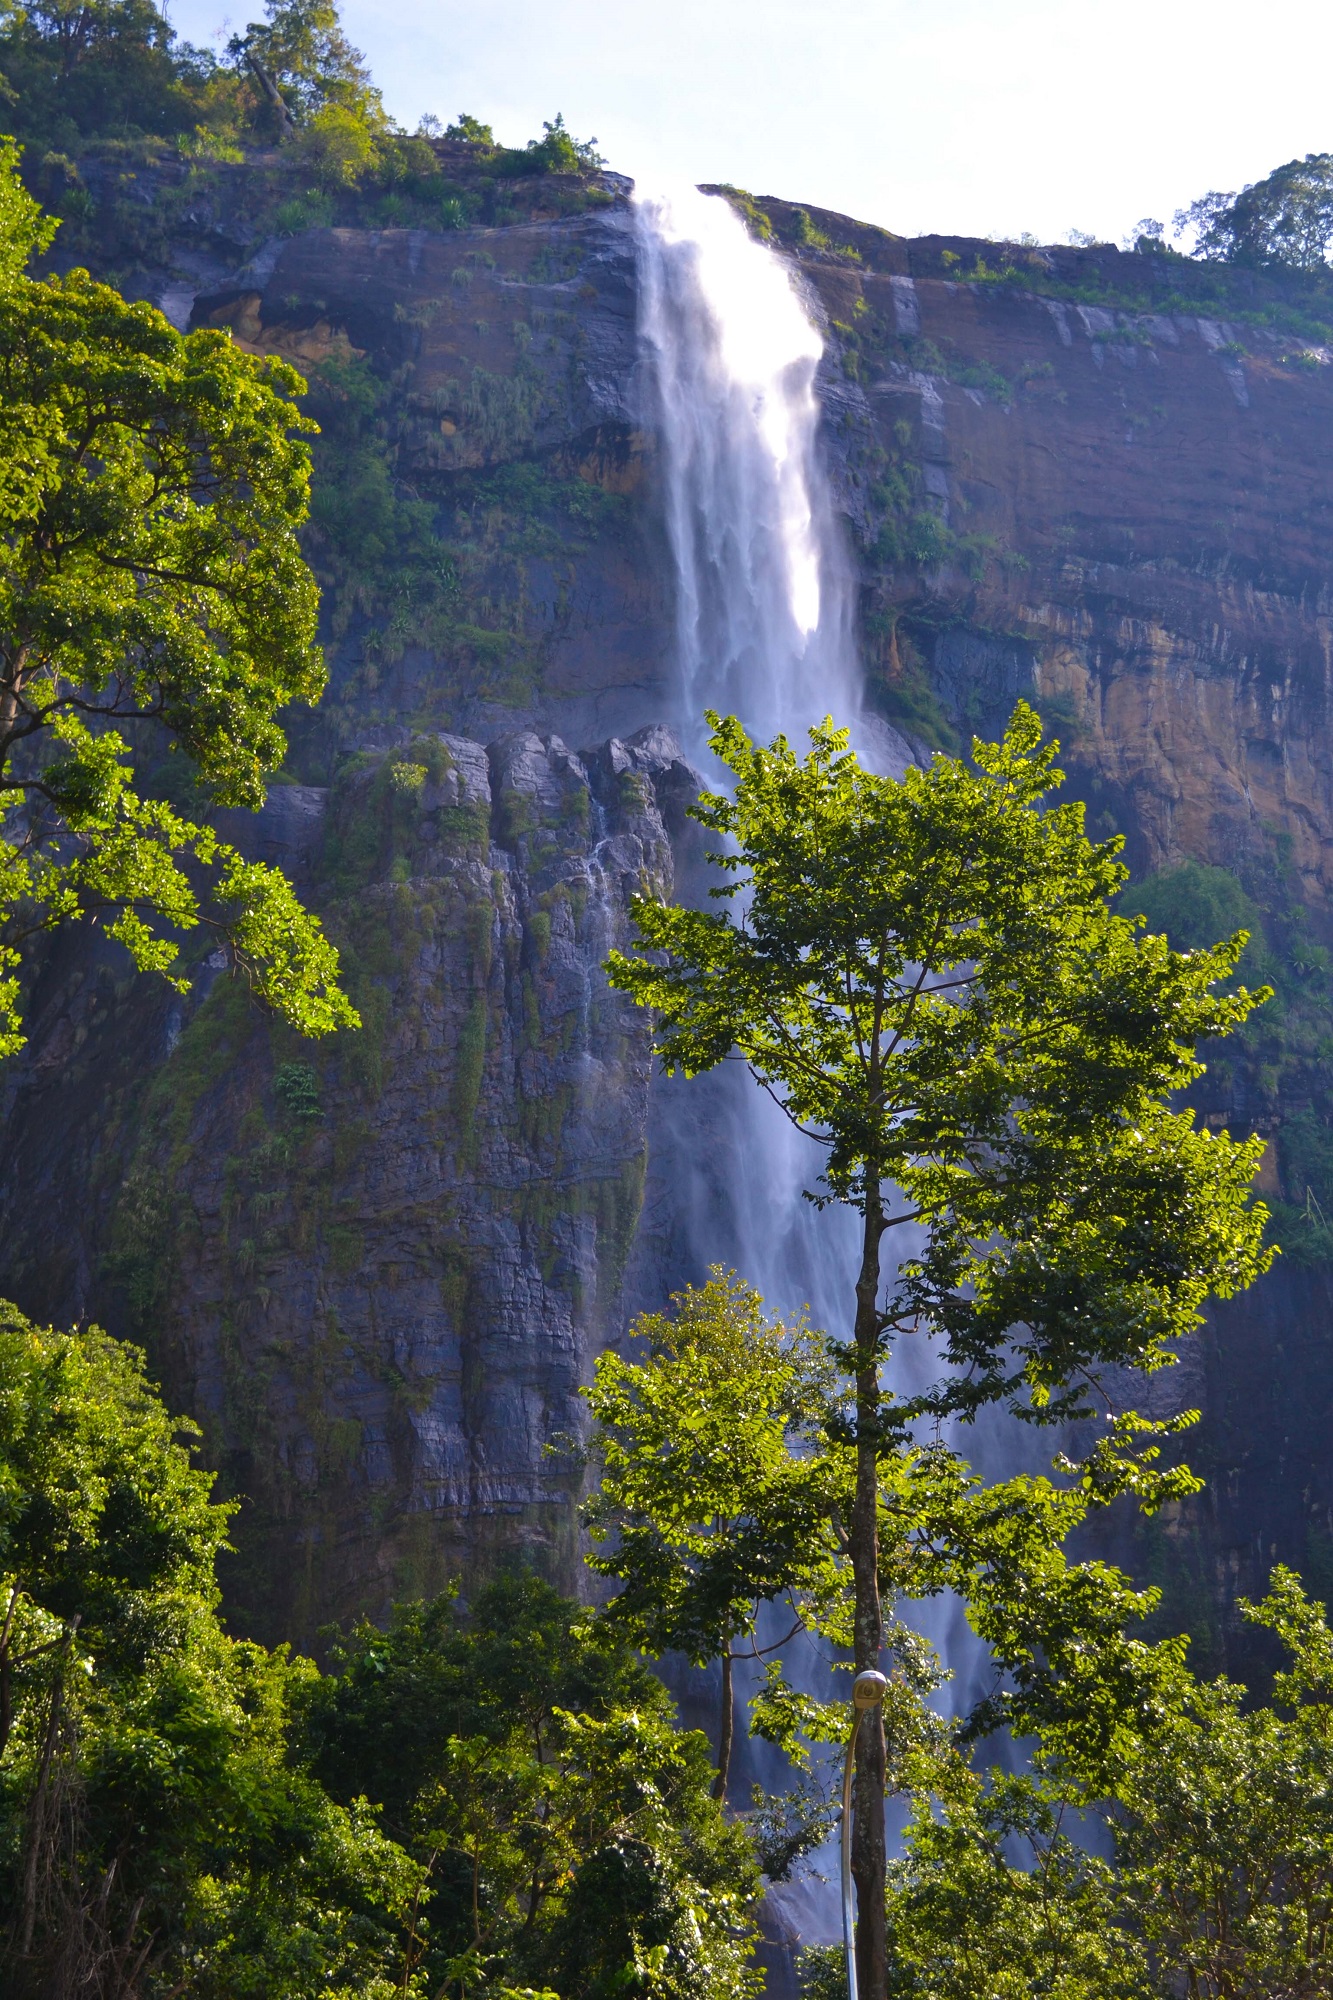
[1120,859,1333,1262]
[495,114,604,178]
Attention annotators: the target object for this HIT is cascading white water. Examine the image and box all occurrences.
[630,183,1003,1970]
[631,181,870,1357]
[633,183,862,761]
[631,184,880,1968]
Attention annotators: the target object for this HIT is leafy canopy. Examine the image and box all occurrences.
[1176,152,1333,270]
[0,1302,767,1998]
[0,0,219,149]
[0,1300,420,1997]
[796,1567,1333,2000]
[583,1269,850,1807]
[0,142,357,1054]
[303,1572,762,2000]
[608,703,1272,1993]
[608,703,1271,1423]
[226,0,386,128]
[1105,1567,1333,1999]
[584,1270,844,1671]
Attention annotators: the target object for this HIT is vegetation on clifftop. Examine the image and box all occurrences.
[0,0,613,265]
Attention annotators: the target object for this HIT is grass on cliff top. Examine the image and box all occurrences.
[720,181,1333,350]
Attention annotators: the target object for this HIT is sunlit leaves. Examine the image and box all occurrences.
[608,701,1271,1421]
[0,150,356,1048]
[583,1269,849,1670]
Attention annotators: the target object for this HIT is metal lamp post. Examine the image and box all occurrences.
[841,1668,888,2000]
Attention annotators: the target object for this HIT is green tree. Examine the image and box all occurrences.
[1176,153,1333,270]
[226,0,385,134]
[1108,1568,1333,1997]
[797,1568,1333,1999]
[0,142,357,1055]
[874,1768,1144,2000]
[606,704,1270,1998]
[1120,858,1264,967]
[583,1268,846,1798]
[0,1299,422,1995]
[497,113,603,178]
[0,0,219,148]
[303,1572,763,1999]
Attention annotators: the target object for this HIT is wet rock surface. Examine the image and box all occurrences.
[6,194,1333,1660]
[0,727,693,1645]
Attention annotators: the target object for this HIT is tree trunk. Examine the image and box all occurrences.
[850,1197,887,2000]
[712,1646,734,1800]
[17,1617,78,1957]
[245,54,297,136]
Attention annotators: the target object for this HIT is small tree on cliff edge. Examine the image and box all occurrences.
[606,701,1272,2000]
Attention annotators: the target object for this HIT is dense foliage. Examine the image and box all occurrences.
[303,1575,761,1999]
[0,1301,762,1998]
[0,142,355,1053]
[1178,153,1333,271]
[5,1289,1332,1998]
[585,1270,847,1798]
[0,0,220,153]
[0,1299,420,1997]
[800,1568,1333,2000]
[1119,857,1333,1261]
[0,0,386,151]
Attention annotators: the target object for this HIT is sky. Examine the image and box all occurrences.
[162,0,1333,247]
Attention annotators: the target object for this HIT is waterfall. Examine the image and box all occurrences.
[630,185,1032,1976]
[632,182,862,761]
[630,183,887,1967]
[630,180,872,1353]
[628,185,1052,1983]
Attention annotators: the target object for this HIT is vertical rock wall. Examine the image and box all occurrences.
[0,725,696,1646]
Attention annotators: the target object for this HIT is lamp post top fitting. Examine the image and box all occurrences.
[852,1669,888,1709]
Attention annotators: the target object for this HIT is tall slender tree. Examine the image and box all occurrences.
[607,703,1271,1997]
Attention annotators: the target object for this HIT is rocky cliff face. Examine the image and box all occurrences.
[6,179,1333,1662]
[1,719,694,1644]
